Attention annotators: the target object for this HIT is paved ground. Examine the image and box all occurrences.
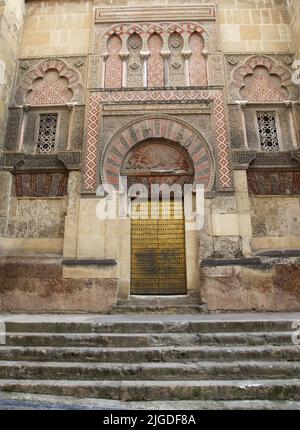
[0,392,299,410]
[0,392,128,410]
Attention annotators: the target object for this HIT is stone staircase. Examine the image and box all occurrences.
[0,314,299,409]
[111,295,207,314]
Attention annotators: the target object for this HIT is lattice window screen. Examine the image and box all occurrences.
[37,113,58,154]
[256,112,280,152]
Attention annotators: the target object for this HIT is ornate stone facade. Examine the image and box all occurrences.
[0,1,300,314]
[82,89,232,193]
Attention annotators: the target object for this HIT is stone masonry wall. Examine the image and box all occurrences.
[0,0,25,149]
[219,0,292,53]
[20,0,294,58]
[19,0,92,57]
[289,0,300,58]
[250,195,300,250]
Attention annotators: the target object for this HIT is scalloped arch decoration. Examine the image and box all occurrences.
[15,58,82,105]
[232,56,293,101]
[101,22,210,52]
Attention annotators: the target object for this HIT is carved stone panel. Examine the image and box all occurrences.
[13,172,68,197]
[83,90,233,193]
[225,54,299,102]
[123,139,194,190]
[14,57,86,106]
[168,32,185,87]
[248,170,300,195]
[127,33,143,88]
[26,69,73,105]
[240,66,288,102]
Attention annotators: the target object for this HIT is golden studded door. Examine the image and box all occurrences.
[131,200,187,295]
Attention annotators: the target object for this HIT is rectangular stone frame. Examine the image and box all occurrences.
[82,89,233,194]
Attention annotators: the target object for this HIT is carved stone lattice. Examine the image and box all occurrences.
[168,32,185,87]
[240,66,288,102]
[105,35,122,88]
[189,32,207,86]
[37,114,58,154]
[127,33,143,87]
[148,33,164,87]
[256,112,280,152]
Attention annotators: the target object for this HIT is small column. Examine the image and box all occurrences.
[182,32,192,86]
[66,102,77,151]
[17,105,28,151]
[120,34,130,88]
[286,101,299,149]
[140,51,150,88]
[161,33,171,87]
[202,49,208,86]
[140,33,150,87]
[236,101,248,148]
[182,52,192,86]
[100,53,108,88]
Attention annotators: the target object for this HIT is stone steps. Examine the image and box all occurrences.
[4,331,294,347]
[116,295,201,306]
[0,314,299,407]
[0,345,299,363]
[0,361,299,381]
[0,379,300,401]
[5,319,294,333]
[111,305,206,314]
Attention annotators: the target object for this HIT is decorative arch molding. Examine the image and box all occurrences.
[101,22,210,54]
[231,55,294,101]
[15,58,82,105]
[83,89,232,192]
[101,115,216,192]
